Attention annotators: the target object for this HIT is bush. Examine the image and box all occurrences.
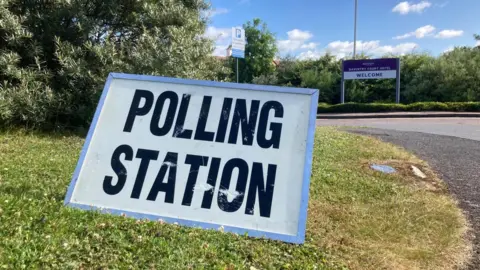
[272,48,480,104]
[0,0,230,130]
[317,102,480,114]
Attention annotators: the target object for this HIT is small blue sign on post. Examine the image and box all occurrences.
[231,26,246,82]
[231,48,245,58]
[231,27,246,59]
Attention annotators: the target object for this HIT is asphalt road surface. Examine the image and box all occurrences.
[317,118,480,269]
[317,117,480,141]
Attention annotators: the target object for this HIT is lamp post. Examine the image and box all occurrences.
[353,0,358,59]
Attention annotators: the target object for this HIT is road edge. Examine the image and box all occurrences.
[317,112,480,119]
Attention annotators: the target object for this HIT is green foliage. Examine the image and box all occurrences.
[0,0,230,130]
[233,18,277,83]
[251,72,278,85]
[404,47,480,102]
[268,46,480,105]
[317,102,480,113]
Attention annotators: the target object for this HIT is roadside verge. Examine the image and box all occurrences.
[0,128,471,269]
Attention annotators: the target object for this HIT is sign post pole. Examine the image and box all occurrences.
[395,58,401,104]
[341,60,345,104]
[231,26,246,83]
[353,0,358,59]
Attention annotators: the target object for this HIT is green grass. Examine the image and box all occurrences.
[317,102,480,114]
[0,128,470,269]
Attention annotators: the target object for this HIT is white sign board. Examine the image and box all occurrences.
[231,27,246,58]
[343,70,396,80]
[64,73,318,244]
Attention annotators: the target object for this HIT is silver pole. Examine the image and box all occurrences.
[396,58,401,103]
[353,0,357,59]
[341,61,345,104]
[236,58,239,83]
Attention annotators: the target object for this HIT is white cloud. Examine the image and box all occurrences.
[414,25,436,38]
[287,29,313,41]
[393,33,413,40]
[443,46,454,53]
[326,41,380,54]
[204,26,230,41]
[213,45,229,56]
[209,8,229,17]
[325,40,418,57]
[393,1,432,14]
[277,40,304,52]
[435,30,464,39]
[298,50,322,60]
[204,26,231,57]
[476,41,480,47]
[301,42,319,49]
[277,29,318,53]
[393,25,436,39]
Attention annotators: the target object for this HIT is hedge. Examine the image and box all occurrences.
[317,102,480,114]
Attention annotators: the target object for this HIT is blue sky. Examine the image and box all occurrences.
[204,0,480,59]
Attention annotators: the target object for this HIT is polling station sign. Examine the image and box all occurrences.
[343,58,399,80]
[64,73,318,244]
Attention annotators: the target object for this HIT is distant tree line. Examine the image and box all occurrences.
[235,19,480,104]
[0,0,479,130]
[250,47,480,104]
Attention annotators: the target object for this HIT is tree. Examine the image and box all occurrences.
[297,54,341,103]
[0,0,230,129]
[232,18,277,83]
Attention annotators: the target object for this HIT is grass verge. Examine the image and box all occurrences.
[0,128,470,269]
[317,102,480,114]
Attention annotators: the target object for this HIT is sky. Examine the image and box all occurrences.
[204,0,480,59]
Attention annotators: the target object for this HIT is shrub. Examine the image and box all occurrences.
[0,0,230,130]
[317,102,480,114]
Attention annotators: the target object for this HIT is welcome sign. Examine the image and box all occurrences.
[64,73,318,244]
[343,58,399,80]
[340,58,401,103]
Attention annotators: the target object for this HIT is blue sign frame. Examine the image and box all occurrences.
[64,72,319,244]
[231,48,245,58]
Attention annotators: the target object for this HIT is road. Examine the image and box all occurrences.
[316,117,480,141]
[317,117,480,269]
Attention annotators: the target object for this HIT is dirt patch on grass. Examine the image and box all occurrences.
[362,159,448,193]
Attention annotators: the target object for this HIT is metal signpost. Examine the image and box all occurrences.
[64,72,319,244]
[341,58,401,103]
[231,27,246,83]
